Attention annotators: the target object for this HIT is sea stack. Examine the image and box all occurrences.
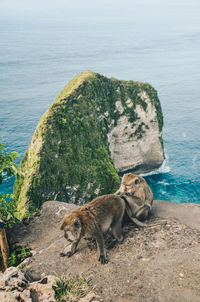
[14,71,164,219]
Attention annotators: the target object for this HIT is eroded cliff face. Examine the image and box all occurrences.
[107,90,164,173]
[14,71,164,219]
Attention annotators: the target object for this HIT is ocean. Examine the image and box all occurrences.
[0,0,200,203]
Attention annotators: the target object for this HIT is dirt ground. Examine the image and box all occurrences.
[84,217,200,302]
[7,201,200,302]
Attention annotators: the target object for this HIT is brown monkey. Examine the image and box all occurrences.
[115,173,153,201]
[60,194,125,264]
[115,173,164,227]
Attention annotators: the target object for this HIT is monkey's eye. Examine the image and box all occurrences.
[74,220,80,228]
[134,178,140,185]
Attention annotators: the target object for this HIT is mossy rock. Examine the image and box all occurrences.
[14,71,164,220]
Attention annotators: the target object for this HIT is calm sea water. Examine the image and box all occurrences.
[1,0,200,203]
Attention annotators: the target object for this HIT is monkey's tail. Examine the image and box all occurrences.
[129,216,167,228]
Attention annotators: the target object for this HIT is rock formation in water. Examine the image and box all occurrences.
[14,71,164,219]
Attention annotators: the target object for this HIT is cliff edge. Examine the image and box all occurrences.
[6,200,200,302]
[14,71,164,219]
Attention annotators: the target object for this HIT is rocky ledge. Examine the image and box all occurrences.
[5,200,200,302]
[0,267,100,302]
[0,267,56,302]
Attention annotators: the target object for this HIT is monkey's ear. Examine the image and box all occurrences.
[74,219,80,228]
[134,177,140,185]
[121,174,126,182]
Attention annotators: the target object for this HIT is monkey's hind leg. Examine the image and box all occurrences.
[95,231,108,264]
[111,219,124,243]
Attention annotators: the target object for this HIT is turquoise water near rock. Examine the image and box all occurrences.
[1,0,200,203]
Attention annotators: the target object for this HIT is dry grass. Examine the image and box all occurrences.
[53,275,93,302]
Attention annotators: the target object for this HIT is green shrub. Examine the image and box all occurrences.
[0,143,19,226]
[7,246,31,267]
[0,246,31,270]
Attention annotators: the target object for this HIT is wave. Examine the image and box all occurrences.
[140,154,170,177]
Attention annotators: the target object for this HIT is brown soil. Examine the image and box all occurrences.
[7,201,200,302]
[84,217,200,302]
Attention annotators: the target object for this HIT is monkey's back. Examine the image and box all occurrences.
[79,194,125,235]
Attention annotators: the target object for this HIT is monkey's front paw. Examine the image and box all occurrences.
[66,251,73,258]
[98,254,108,264]
[60,252,66,257]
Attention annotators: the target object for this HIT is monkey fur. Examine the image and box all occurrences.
[60,194,125,264]
[115,173,166,227]
[60,174,165,264]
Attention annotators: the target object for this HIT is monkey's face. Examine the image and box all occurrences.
[61,217,82,242]
[123,176,141,195]
[116,173,142,195]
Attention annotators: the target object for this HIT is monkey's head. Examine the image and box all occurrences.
[60,213,82,242]
[123,173,142,194]
[117,173,142,195]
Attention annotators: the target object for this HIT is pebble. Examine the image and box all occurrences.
[142,258,150,262]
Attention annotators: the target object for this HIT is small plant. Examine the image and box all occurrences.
[54,276,70,301]
[18,246,31,262]
[0,143,19,269]
[0,143,19,184]
[7,250,17,267]
[0,143,19,227]
[53,276,92,302]
[7,246,31,267]
[0,194,18,227]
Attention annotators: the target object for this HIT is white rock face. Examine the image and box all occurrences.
[107,91,164,174]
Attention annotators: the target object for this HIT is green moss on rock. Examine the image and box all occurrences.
[14,71,163,220]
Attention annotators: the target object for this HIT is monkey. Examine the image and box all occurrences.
[115,173,153,221]
[115,173,153,203]
[60,194,126,264]
[115,173,165,227]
